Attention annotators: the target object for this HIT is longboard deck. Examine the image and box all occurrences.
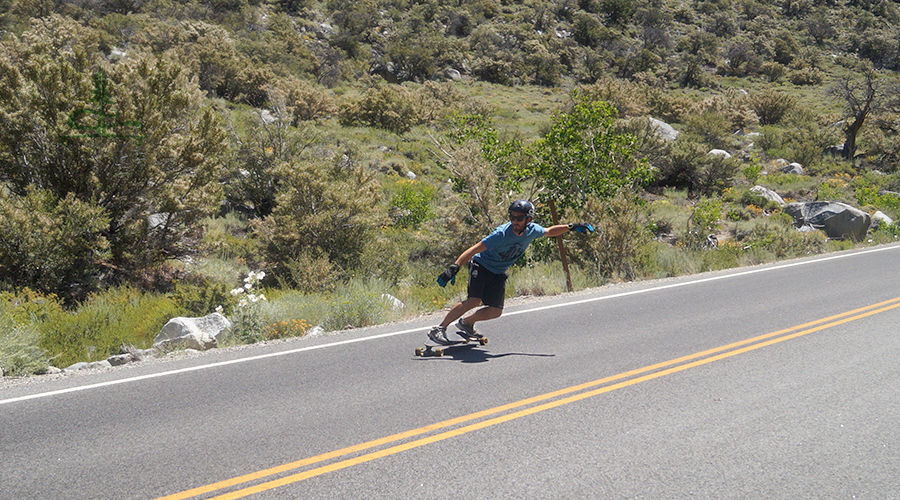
[416,333,488,357]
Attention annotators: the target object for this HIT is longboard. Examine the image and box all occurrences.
[415,332,488,357]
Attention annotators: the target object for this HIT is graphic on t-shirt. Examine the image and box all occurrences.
[497,243,526,263]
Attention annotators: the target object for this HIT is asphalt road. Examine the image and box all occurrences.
[3,244,900,499]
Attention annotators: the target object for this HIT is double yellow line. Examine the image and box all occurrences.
[157,296,900,500]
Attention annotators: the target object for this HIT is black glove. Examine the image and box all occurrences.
[437,264,460,287]
[568,222,594,234]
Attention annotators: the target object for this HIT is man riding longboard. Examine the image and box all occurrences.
[426,200,593,345]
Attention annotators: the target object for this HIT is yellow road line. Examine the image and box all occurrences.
[157,296,900,500]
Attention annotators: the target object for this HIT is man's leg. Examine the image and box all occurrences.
[463,306,502,324]
[439,297,482,328]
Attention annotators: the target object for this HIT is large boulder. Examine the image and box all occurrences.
[153,313,232,351]
[784,201,871,241]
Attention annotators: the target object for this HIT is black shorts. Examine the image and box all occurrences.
[467,261,507,309]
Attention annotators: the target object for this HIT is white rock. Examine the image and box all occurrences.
[63,362,89,372]
[873,210,894,226]
[153,313,232,351]
[649,118,679,141]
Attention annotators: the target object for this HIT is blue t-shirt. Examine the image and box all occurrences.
[473,222,547,274]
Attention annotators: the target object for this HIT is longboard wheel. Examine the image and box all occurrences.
[479,337,488,345]
[435,348,444,357]
[415,347,424,356]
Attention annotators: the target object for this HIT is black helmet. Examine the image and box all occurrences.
[508,200,535,218]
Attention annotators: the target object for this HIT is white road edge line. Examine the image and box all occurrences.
[3,244,898,406]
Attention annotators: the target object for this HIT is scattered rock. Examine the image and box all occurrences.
[63,362,89,373]
[649,118,679,141]
[107,353,135,366]
[708,149,732,158]
[750,185,786,206]
[872,211,894,227]
[782,162,804,175]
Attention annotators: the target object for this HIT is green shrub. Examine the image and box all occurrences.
[256,151,382,278]
[854,180,900,215]
[0,289,65,325]
[740,190,781,210]
[171,279,231,317]
[816,176,854,202]
[510,261,591,296]
[390,179,434,228]
[748,88,797,125]
[356,233,411,286]
[681,111,732,149]
[569,193,654,281]
[38,287,181,368]
[0,187,110,304]
[0,314,50,377]
[0,25,229,279]
[272,77,337,124]
[338,81,419,134]
[279,249,338,294]
[200,213,258,263]
[869,219,900,243]
[691,197,723,232]
[412,81,493,124]
[323,278,396,331]
[652,141,739,197]
[743,164,762,184]
[736,216,827,258]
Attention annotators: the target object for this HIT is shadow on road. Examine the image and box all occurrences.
[415,344,555,363]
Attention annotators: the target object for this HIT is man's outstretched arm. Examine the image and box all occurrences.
[543,222,594,237]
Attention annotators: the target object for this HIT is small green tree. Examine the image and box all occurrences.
[391,179,434,229]
[525,96,654,210]
[523,95,654,289]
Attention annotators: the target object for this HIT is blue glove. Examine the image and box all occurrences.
[437,264,460,287]
[569,222,594,234]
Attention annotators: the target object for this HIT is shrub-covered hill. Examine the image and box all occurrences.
[3,0,900,373]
